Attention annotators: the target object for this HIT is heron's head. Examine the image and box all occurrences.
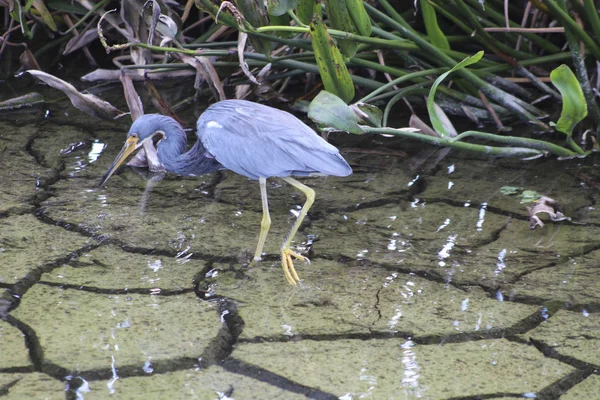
[99,114,181,186]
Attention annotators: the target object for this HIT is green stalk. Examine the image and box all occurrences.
[452,131,577,157]
[581,0,600,43]
[62,0,111,34]
[358,68,446,102]
[371,26,499,68]
[542,0,600,60]
[451,1,536,60]
[383,83,433,126]
[560,0,600,139]
[365,3,549,129]
[361,126,545,157]
[462,0,561,53]
[480,52,579,73]
[255,25,419,50]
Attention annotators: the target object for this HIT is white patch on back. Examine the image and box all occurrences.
[207,120,223,129]
[235,107,251,116]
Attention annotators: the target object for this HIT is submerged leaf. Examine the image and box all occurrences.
[550,64,588,137]
[308,91,363,134]
[27,70,123,120]
[527,196,570,229]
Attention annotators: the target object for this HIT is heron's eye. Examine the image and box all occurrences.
[130,133,138,139]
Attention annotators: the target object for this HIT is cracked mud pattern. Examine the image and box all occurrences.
[2,103,600,400]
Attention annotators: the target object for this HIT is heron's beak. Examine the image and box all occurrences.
[99,135,141,187]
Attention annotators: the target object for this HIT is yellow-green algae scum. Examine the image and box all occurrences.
[1,106,600,399]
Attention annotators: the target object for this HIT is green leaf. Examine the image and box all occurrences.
[499,186,523,195]
[345,0,372,36]
[297,0,318,25]
[308,91,364,134]
[268,0,299,16]
[324,0,357,58]
[310,17,355,103]
[420,0,449,50]
[550,64,588,137]
[33,0,58,31]
[427,51,483,138]
[352,102,381,127]
[10,1,32,39]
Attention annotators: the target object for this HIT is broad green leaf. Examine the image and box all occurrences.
[308,91,363,134]
[310,17,355,103]
[420,0,449,50]
[297,0,318,25]
[345,0,371,36]
[324,0,357,58]
[427,51,484,137]
[550,64,588,137]
[268,0,299,16]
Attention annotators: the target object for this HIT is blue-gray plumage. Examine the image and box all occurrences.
[198,100,352,179]
[100,99,352,285]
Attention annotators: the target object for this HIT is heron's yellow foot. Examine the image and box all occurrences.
[281,247,309,285]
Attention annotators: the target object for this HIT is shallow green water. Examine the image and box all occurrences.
[1,83,600,399]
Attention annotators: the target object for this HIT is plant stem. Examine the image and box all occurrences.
[361,126,545,157]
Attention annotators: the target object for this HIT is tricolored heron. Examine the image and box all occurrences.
[99,99,352,284]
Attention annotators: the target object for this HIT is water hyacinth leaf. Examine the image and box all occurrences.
[310,18,355,103]
[550,64,588,137]
[324,0,357,58]
[427,51,483,138]
[308,91,363,134]
[345,0,372,36]
[420,0,448,50]
[27,70,123,120]
[268,0,299,16]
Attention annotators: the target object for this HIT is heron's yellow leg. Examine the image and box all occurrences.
[251,177,271,264]
[280,177,315,285]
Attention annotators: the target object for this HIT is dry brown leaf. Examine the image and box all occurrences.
[527,196,570,229]
[119,69,144,121]
[175,53,226,101]
[27,70,124,119]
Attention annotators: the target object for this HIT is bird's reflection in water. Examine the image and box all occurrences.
[127,166,166,213]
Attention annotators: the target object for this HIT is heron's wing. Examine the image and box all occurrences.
[197,100,351,179]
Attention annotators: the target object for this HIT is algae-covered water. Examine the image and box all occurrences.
[1,83,600,399]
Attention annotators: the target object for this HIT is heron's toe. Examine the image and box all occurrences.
[281,248,308,285]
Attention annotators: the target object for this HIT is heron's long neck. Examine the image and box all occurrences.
[157,124,220,176]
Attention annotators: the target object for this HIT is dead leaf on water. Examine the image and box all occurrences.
[527,196,571,229]
[27,70,124,120]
